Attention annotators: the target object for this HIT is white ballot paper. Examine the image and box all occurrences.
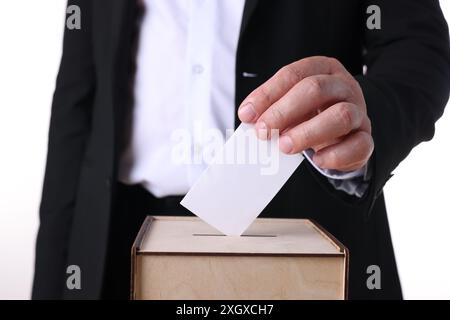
[181,123,304,236]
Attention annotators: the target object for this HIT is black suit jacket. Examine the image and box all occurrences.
[33,0,449,299]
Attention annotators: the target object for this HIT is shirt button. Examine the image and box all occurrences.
[192,64,204,74]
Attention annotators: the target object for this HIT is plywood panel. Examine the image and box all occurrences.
[140,217,342,255]
[136,255,345,300]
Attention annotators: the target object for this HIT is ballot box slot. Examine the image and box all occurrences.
[192,233,277,237]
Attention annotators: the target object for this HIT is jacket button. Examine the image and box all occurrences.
[105,178,112,188]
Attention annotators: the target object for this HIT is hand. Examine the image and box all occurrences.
[238,56,374,172]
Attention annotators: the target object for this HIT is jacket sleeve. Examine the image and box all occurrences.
[354,0,450,216]
[33,0,95,299]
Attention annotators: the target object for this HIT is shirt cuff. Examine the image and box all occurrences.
[302,149,371,198]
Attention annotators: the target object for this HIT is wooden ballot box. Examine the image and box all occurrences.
[131,216,348,300]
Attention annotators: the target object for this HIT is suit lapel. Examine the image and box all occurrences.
[240,0,260,38]
[108,0,133,64]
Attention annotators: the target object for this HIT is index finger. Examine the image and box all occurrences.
[238,56,347,123]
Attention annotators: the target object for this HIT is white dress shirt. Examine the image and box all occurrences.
[119,0,368,198]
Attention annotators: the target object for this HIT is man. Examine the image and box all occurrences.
[33,0,449,299]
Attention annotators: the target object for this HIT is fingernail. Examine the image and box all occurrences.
[238,103,257,122]
[279,135,294,154]
[255,121,269,140]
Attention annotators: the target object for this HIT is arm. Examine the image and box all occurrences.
[357,0,450,213]
[238,0,449,215]
[33,0,95,299]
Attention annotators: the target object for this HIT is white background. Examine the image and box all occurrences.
[0,1,449,299]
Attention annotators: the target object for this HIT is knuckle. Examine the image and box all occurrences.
[347,77,360,93]
[346,78,362,100]
[327,57,342,70]
[303,77,322,96]
[357,132,374,159]
[343,84,356,100]
[258,85,272,106]
[334,75,356,100]
[334,103,354,130]
[280,64,302,84]
[297,125,312,146]
[268,105,285,127]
